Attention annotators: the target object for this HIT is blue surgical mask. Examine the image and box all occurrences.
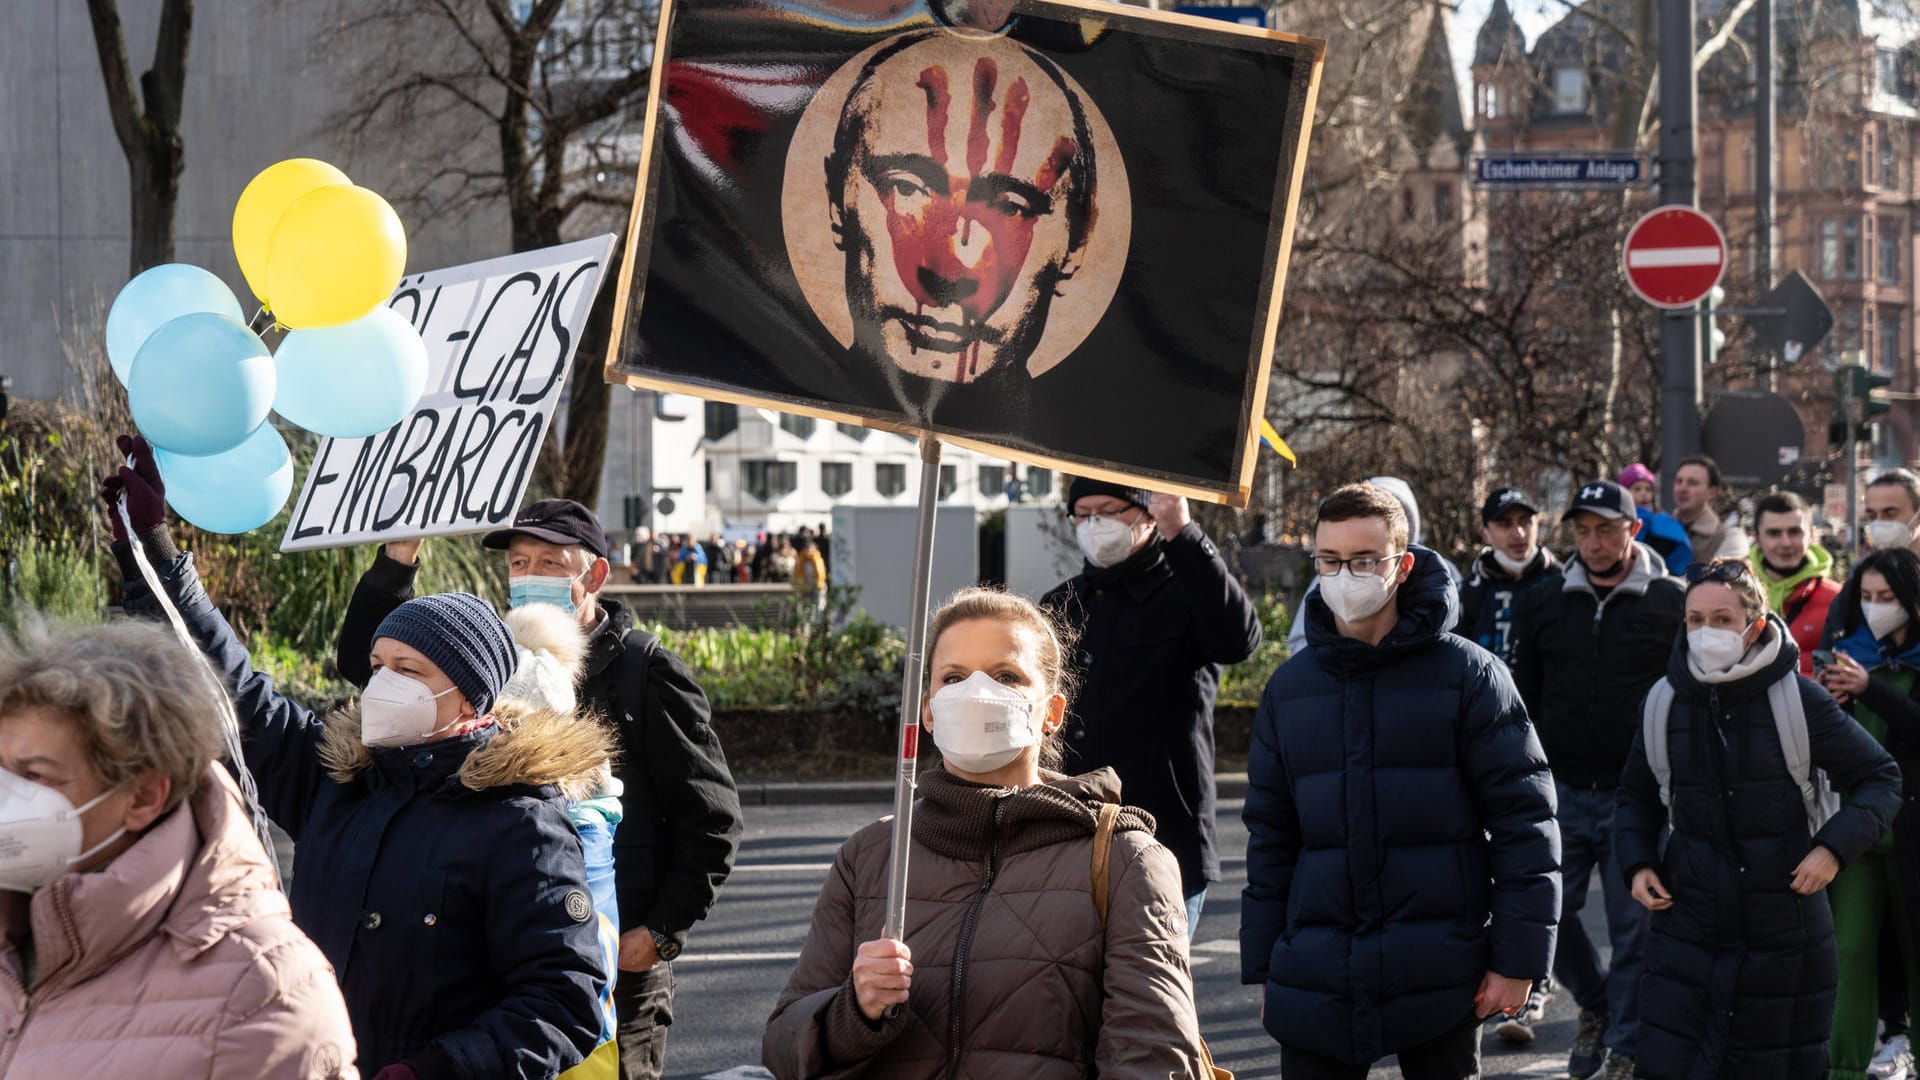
[509,570,585,614]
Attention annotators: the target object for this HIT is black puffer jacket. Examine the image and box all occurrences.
[1615,621,1901,1080]
[1511,542,1686,789]
[1241,548,1560,1066]
[336,551,743,949]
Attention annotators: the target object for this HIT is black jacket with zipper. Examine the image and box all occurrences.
[1510,542,1686,789]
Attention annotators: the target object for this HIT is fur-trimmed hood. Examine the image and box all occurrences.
[318,700,616,802]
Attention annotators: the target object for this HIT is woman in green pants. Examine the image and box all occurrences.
[1819,546,1920,1080]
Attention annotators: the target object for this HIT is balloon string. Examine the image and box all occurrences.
[115,490,282,890]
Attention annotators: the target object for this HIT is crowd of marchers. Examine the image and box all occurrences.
[1,434,1916,1080]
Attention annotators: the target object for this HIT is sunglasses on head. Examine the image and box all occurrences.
[1685,560,1753,585]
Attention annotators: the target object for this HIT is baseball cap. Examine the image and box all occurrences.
[1480,488,1538,524]
[482,499,609,559]
[1568,480,1636,521]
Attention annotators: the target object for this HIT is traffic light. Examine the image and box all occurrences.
[1830,362,1894,445]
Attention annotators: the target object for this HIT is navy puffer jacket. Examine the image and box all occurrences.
[1615,620,1900,1080]
[1240,547,1561,1065]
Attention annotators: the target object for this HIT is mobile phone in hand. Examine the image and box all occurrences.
[1812,649,1834,674]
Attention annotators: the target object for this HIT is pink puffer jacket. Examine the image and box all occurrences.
[0,766,357,1078]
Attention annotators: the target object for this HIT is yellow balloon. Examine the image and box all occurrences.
[264,185,408,330]
[232,158,351,303]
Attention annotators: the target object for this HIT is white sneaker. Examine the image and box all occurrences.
[1870,1034,1914,1080]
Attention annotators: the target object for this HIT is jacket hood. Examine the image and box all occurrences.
[0,766,286,993]
[500,603,591,716]
[1368,475,1422,544]
[1749,544,1835,604]
[1670,612,1800,702]
[1562,540,1666,598]
[318,701,615,801]
[1832,613,1920,672]
[912,766,1155,862]
[1304,546,1459,675]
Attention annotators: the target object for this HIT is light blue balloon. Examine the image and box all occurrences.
[273,306,430,437]
[105,264,245,386]
[155,425,294,535]
[128,312,275,457]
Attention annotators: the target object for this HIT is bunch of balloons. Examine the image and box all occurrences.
[105,158,428,534]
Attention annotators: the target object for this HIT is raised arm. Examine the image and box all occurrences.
[1161,523,1263,664]
[333,541,421,689]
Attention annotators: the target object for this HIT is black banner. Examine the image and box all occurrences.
[606,0,1323,504]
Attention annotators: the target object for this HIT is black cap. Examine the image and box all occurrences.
[1568,480,1635,521]
[1066,477,1148,513]
[483,499,609,558]
[1480,487,1539,524]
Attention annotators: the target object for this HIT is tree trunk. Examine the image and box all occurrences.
[127,124,184,275]
[84,0,192,279]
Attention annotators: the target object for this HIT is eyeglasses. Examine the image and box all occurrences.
[1312,552,1405,577]
[1685,559,1753,584]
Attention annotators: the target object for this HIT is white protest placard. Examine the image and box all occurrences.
[281,234,617,552]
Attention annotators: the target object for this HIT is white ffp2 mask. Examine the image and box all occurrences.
[1076,516,1139,569]
[928,671,1042,774]
[1868,519,1916,552]
[1688,625,1753,672]
[1865,601,1911,641]
[1320,558,1403,624]
[362,668,463,749]
[0,770,125,893]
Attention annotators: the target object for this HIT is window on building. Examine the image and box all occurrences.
[1866,125,1878,189]
[820,461,853,497]
[1743,140,1757,194]
[1845,218,1862,279]
[1841,306,1864,364]
[835,422,870,442]
[1883,220,1904,284]
[704,401,739,441]
[778,413,817,439]
[1401,188,1415,222]
[978,465,1006,497]
[1880,48,1901,97]
[1822,220,1840,278]
[1552,67,1587,114]
[742,460,798,502]
[938,464,958,500]
[875,462,907,497]
[1432,182,1453,221]
[1845,132,1863,190]
[1886,129,1905,191]
[1025,468,1054,499]
[1882,310,1903,373]
[704,460,712,492]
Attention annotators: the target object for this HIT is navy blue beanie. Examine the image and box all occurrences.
[373,593,518,715]
[1066,477,1148,513]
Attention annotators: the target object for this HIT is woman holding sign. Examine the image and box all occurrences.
[101,437,611,1080]
[761,587,1209,1079]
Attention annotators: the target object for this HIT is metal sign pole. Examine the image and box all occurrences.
[882,434,944,946]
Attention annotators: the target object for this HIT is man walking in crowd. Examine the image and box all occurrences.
[1511,479,1685,1078]
[1459,487,1557,667]
[1749,491,1841,675]
[1619,463,1693,576]
[1045,478,1261,935]
[1671,455,1750,564]
[334,500,745,1080]
[1243,482,1559,1079]
[1289,475,1458,653]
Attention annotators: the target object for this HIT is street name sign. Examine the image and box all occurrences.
[1472,154,1645,187]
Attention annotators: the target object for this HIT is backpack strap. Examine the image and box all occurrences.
[1090,803,1121,928]
[1768,673,1841,835]
[1641,678,1677,808]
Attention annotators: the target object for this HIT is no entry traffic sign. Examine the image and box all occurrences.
[1622,206,1728,309]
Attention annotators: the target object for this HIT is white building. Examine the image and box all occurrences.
[595,388,1064,537]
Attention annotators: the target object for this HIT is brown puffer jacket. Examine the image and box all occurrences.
[762,766,1205,1080]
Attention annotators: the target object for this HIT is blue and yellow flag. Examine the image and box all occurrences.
[1259,418,1296,465]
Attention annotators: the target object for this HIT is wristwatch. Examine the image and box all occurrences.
[649,929,681,962]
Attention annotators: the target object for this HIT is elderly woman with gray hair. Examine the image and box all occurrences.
[0,616,357,1077]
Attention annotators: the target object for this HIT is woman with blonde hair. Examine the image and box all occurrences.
[0,616,356,1077]
[763,587,1208,1079]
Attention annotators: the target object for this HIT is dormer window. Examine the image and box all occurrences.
[1552,67,1588,114]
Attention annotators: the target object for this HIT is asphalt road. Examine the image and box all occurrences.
[661,798,1609,1080]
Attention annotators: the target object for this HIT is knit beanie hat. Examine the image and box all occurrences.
[1618,463,1658,490]
[1066,477,1148,513]
[373,593,518,715]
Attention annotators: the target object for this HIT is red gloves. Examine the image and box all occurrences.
[98,434,167,541]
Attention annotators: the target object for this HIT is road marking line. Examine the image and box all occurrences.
[1626,246,1723,268]
[1193,940,1239,954]
[676,950,803,963]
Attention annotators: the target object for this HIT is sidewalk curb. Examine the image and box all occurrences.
[738,773,1251,806]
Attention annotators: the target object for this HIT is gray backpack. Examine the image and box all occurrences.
[1641,673,1842,836]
